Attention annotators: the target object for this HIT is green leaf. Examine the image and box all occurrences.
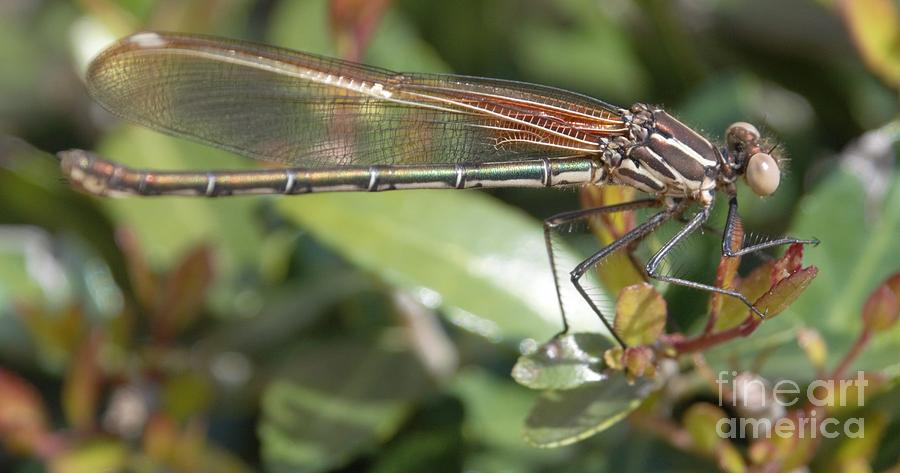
[614,283,667,346]
[790,164,900,368]
[162,372,212,422]
[523,373,652,448]
[276,192,608,341]
[512,333,612,390]
[259,340,431,473]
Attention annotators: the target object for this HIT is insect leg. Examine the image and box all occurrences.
[721,197,819,257]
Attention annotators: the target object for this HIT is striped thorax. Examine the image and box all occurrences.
[599,103,781,207]
[602,104,719,206]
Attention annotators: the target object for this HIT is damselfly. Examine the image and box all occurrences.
[60,32,818,347]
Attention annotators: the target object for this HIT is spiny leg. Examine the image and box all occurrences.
[547,200,675,347]
[544,198,662,338]
[645,205,769,320]
[722,197,819,257]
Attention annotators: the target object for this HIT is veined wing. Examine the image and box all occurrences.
[86,31,629,168]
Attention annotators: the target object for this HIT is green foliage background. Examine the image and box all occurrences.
[0,0,898,472]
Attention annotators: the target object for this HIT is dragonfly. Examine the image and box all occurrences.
[60,32,818,347]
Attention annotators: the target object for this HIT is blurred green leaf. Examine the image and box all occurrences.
[162,372,213,422]
[523,373,651,448]
[614,284,667,346]
[682,403,727,457]
[259,340,431,473]
[515,0,647,103]
[452,368,542,452]
[512,333,611,390]
[277,192,608,341]
[834,410,888,468]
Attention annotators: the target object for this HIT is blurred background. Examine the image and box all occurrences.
[0,0,898,472]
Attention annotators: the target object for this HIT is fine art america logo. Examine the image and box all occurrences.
[715,371,867,439]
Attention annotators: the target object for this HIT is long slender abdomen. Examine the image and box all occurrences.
[59,150,602,197]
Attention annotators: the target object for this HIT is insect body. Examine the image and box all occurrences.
[60,32,817,346]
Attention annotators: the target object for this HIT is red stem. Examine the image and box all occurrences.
[669,315,761,353]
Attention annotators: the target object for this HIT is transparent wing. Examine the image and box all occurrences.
[87,32,630,167]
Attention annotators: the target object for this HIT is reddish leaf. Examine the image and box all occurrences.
[623,346,655,379]
[771,243,804,286]
[755,267,818,319]
[63,331,103,432]
[116,228,159,313]
[329,0,390,61]
[718,244,817,327]
[0,369,49,454]
[716,259,776,331]
[862,274,900,332]
[707,217,744,328]
[144,414,178,463]
[151,245,215,342]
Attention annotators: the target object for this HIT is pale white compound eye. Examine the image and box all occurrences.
[744,152,780,196]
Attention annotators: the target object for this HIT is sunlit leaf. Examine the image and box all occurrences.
[50,440,128,473]
[797,328,828,372]
[717,443,747,473]
[523,373,652,448]
[512,333,612,390]
[614,284,666,346]
[277,192,607,342]
[841,0,900,89]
